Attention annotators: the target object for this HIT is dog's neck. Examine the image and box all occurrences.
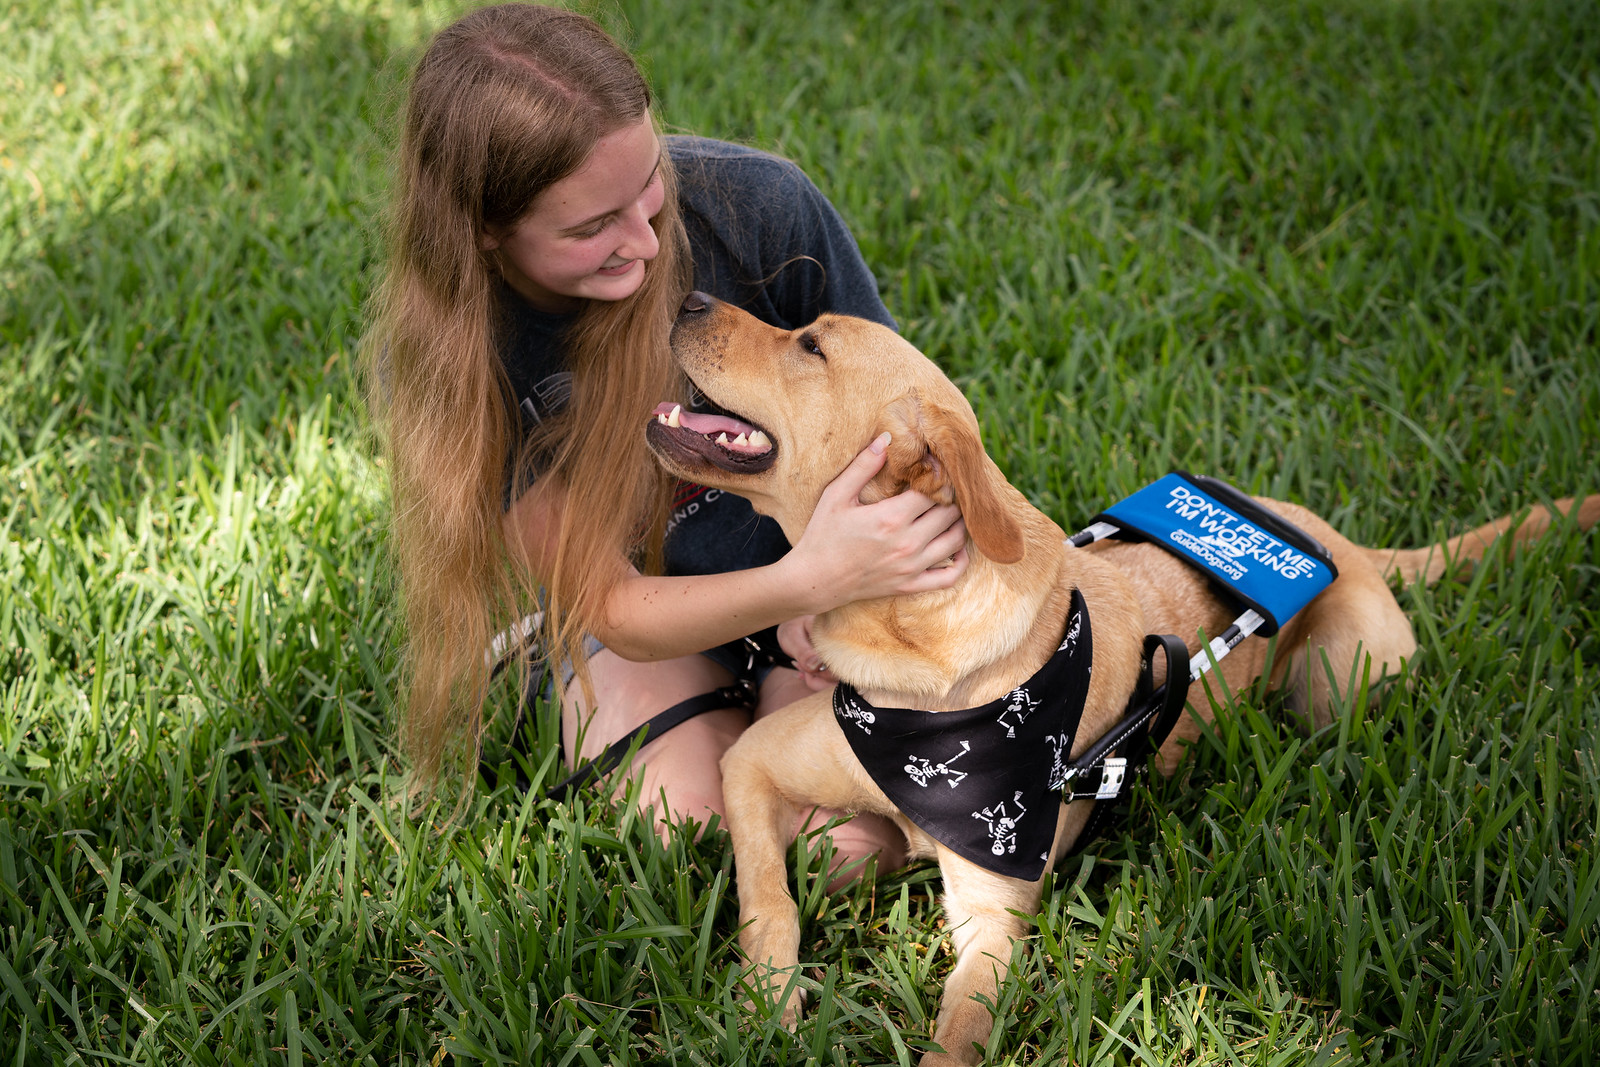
[812,505,1075,712]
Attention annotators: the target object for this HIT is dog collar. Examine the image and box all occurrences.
[832,588,1092,881]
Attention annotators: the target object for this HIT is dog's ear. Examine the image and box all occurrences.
[878,395,1026,565]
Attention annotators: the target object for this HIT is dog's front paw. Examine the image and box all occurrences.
[740,914,804,1027]
[742,960,806,1029]
[918,1043,978,1067]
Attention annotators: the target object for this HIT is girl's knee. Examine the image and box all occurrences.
[562,651,738,763]
[637,776,728,837]
[622,709,749,834]
[794,808,908,888]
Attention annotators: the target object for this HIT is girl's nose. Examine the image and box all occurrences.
[617,201,660,262]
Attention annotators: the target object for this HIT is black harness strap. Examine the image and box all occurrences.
[480,624,783,799]
[480,684,758,799]
[542,685,756,801]
[1060,633,1192,851]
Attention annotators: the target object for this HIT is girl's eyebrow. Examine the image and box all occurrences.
[560,149,663,234]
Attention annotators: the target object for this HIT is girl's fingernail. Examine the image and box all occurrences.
[869,432,890,454]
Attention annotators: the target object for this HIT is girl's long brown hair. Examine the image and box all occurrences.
[363,3,691,791]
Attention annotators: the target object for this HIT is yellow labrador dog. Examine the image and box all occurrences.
[644,291,1599,1066]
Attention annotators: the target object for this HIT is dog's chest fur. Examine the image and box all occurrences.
[815,530,1151,763]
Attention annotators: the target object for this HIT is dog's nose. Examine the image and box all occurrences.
[680,291,713,314]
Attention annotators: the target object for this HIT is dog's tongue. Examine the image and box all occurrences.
[650,401,754,437]
[650,402,772,453]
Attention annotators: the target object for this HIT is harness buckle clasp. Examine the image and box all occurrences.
[1095,757,1127,800]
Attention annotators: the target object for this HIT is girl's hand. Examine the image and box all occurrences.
[777,615,838,691]
[784,432,968,613]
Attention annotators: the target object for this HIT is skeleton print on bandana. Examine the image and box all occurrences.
[973,791,1028,856]
[835,689,877,734]
[996,686,1042,739]
[1044,732,1073,791]
[905,740,971,788]
[832,589,1093,881]
[1059,608,1083,653]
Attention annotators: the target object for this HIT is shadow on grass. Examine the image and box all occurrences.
[3,0,1599,1062]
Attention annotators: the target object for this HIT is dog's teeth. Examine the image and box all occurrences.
[749,430,771,449]
[656,413,667,425]
[666,405,682,429]
[716,432,729,445]
[733,432,749,447]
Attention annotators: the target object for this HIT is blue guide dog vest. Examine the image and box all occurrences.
[831,474,1340,879]
[1088,472,1337,636]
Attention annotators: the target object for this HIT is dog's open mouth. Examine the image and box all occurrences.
[645,399,778,475]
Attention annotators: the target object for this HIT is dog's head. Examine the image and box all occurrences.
[645,292,1025,565]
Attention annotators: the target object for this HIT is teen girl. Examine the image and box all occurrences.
[365,3,965,871]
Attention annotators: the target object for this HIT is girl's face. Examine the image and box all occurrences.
[484,117,665,313]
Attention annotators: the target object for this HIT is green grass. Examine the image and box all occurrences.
[3,0,1598,1062]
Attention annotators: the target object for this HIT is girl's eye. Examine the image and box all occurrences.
[573,218,610,239]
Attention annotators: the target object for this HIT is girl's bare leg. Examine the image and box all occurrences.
[562,649,747,833]
[563,653,906,881]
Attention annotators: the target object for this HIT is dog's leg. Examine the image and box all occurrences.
[721,732,807,1025]
[1238,502,1419,729]
[1271,553,1417,729]
[721,692,889,1026]
[923,850,1043,1066]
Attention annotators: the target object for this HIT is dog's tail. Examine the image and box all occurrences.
[1373,494,1600,588]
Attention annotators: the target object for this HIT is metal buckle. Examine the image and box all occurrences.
[742,634,763,670]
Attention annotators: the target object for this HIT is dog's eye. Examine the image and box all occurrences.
[798,331,826,360]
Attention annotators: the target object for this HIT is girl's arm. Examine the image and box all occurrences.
[504,433,967,662]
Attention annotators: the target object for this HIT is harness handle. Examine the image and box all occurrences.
[1058,634,1190,798]
[1059,633,1192,850]
[1124,634,1193,765]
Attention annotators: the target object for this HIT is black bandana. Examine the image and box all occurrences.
[831,589,1092,880]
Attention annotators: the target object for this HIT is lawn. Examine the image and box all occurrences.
[2,0,1598,1063]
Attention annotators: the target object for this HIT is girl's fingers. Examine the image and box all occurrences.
[776,615,817,665]
[820,433,892,507]
[907,501,962,538]
[800,666,836,691]
[792,435,973,606]
[921,516,969,564]
[902,545,969,591]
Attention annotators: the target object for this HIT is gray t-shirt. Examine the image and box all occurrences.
[498,135,895,583]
